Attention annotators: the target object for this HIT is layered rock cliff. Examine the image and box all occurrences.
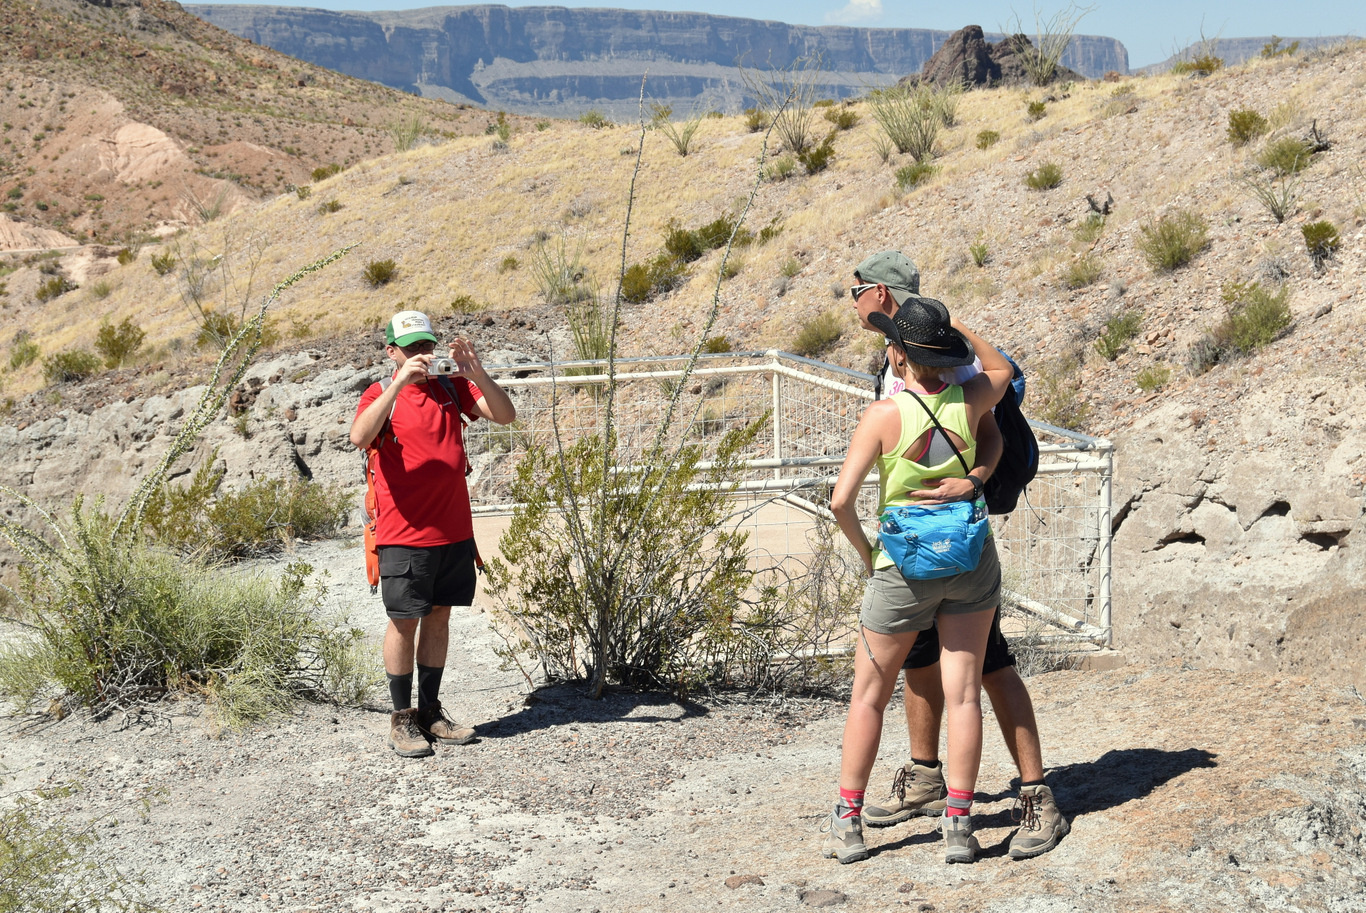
[189,4,1129,116]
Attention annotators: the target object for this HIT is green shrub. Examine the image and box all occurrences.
[1137,209,1208,272]
[144,458,351,560]
[765,154,796,182]
[450,294,482,313]
[363,258,397,288]
[797,134,836,174]
[743,107,768,132]
[0,778,146,913]
[702,335,732,354]
[1261,37,1299,58]
[1064,254,1104,290]
[1301,220,1340,269]
[1026,100,1046,121]
[1094,308,1142,360]
[485,419,763,696]
[42,350,102,384]
[1034,355,1091,430]
[150,248,176,276]
[94,317,146,368]
[1257,136,1314,175]
[1226,109,1269,146]
[1025,161,1063,191]
[0,506,374,724]
[791,310,843,358]
[88,279,113,300]
[895,160,937,190]
[975,129,1001,150]
[35,276,75,302]
[1074,213,1106,243]
[621,254,689,304]
[195,310,241,349]
[1241,169,1299,223]
[780,258,803,279]
[823,106,859,130]
[969,241,989,267]
[295,184,312,200]
[9,332,39,369]
[498,254,520,274]
[663,215,744,264]
[757,216,784,246]
[1190,281,1293,373]
[317,198,342,214]
[1135,363,1171,392]
[529,235,592,305]
[579,109,610,129]
[310,162,343,182]
[115,247,136,266]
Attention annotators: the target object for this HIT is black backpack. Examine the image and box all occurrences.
[982,353,1038,515]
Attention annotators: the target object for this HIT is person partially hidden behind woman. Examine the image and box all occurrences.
[823,293,1013,865]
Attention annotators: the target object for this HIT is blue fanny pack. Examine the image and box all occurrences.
[878,498,990,581]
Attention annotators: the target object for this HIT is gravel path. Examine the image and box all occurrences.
[3,537,1364,913]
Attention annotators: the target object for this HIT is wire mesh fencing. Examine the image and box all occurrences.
[466,351,1113,647]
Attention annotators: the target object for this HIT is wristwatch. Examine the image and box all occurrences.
[968,475,984,500]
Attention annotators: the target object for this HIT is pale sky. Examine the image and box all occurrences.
[215,1,1363,68]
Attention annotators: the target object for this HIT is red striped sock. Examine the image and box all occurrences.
[946,787,973,817]
[838,787,865,819]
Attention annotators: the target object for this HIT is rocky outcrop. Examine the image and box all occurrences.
[1109,383,1366,691]
[188,5,1129,116]
[917,25,1084,88]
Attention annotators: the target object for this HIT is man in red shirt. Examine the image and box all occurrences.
[351,310,516,758]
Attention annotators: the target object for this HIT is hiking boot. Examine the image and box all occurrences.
[820,806,869,864]
[863,762,948,827]
[1008,784,1070,859]
[416,701,476,745]
[942,813,980,864]
[388,709,434,758]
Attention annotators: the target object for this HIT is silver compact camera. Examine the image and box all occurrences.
[427,357,458,375]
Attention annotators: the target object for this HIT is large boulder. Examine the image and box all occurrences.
[916,25,1086,88]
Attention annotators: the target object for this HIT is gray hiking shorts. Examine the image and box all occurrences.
[859,536,1001,634]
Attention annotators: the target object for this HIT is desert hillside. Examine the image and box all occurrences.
[0,4,1363,687]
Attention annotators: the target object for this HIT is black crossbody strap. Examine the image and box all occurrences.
[900,389,972,478]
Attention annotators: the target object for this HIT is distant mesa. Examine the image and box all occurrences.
[186,4,1130,117]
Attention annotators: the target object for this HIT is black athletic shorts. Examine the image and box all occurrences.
[902,604,1016,674]
[378,539,477,620]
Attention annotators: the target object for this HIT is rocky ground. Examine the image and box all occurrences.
[2,539,1364,913]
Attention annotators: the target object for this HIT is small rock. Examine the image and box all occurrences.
[800,889,846,907]
[725,875,764,889]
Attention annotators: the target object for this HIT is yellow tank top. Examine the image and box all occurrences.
[874,388,979,569]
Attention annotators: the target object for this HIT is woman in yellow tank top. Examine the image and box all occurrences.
[823,292,1014,865]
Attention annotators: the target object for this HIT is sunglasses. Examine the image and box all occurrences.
[849,282,878,300]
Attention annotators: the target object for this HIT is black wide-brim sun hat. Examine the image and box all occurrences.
[868,296,975,368]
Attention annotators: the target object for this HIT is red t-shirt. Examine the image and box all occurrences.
[357,375,485,547]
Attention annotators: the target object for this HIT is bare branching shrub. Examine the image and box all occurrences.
[1240,169,1299,223]
[741,54,827,155]
[388,113,427,152]
[530,234,592,304]
[1006,3,1091,87]
[1137,209,1208,272]
[174,231,268,349]
[651,102,704,156]
[867,84,940,160]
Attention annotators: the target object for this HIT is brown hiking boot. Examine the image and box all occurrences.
[388,708,434,758]
[416,701,476,745]
[863,762,948,827]
[1008,784,1070,859]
